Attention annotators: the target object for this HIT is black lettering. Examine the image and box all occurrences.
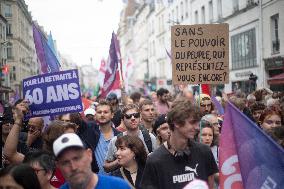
[188,39,194,47]
[177,74,195,82]
[215,62,224,70]
[220,38,225,46]
[175,28,180,36]
[188,28,196,35]
[182,28,188,35]
[175,52,181,59]
[175,40,179,47]
[197,27,203,35]
[176,63,181,71]
[181,39,186,47]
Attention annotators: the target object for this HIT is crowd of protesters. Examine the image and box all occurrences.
[0,86,283,189]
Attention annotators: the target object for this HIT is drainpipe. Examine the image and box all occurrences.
[259,0,265,89]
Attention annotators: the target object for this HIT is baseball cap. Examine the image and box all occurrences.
[53,133,84,158]
[84,108,96,116]
[153,114,167,135]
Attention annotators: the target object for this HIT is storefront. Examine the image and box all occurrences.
[264,56,284,92]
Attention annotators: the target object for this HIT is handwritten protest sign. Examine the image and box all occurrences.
[23,69,83,117]
[171,24,229,84]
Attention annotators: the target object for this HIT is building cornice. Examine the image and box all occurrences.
[16,0,33,24]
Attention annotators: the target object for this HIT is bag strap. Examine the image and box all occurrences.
[140,126,153,153]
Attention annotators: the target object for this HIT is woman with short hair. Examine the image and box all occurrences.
[259,106,282,133]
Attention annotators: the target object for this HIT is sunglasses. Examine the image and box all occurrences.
[124,112,140,119]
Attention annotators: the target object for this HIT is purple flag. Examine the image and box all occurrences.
[220,102,284,189]
[9,87,20,105]
[101,32,120,98]
[211,96,224,115]
[33,23,60,74]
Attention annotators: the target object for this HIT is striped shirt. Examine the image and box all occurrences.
[95,132,114,175]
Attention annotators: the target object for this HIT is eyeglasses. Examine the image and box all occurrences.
[124,112,140,119]
[33,168,46,174]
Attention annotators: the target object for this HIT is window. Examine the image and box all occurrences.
[176,6,179,23]
[168,13,171,30]
[181,2,184,21]
[231,28,257,70]
[161,14,164,32]
[4,4,12,17]
[195,10,199,24]
[209,1,213,23]
[217,0,222,19]
[172,9,175,23]
[7,42,12,59]
[201,6,205,24]
[0,24,2,39]
[6,24,12,35]
[152,20,154,34]
[10,66,16,81]
[233,0,239,11]
[271,14,280,54]
[185,0,189,18]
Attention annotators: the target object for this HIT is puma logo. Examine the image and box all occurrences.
[185,164,199,176]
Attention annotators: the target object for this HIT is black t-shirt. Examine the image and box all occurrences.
[140,141,218,189]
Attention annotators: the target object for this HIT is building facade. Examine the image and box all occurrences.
[0,0,38,98]
[118,0,284,94]
[0,13,11,102]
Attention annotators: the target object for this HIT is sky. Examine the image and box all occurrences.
[25,0,124,69]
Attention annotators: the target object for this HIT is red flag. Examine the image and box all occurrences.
[201,84,210,95]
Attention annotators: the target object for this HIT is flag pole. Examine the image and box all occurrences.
[199,84,202,143]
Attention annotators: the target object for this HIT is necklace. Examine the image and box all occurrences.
[130,170,137,174]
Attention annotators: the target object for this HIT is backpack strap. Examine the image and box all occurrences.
[139,125,153,153]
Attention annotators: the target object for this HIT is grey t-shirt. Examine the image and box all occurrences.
[105,130,157,162]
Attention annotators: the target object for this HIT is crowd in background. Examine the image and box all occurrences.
[0,86,283,189]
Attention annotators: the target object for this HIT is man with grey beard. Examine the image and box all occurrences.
[53,133,130,189]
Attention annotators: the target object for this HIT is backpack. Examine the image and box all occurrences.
[117,125,153,153]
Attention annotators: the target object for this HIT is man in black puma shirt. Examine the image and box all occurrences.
[140,98,218,189]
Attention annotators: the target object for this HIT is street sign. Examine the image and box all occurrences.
[171,24,229,85]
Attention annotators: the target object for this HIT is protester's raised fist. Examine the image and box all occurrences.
[15,100,29,114]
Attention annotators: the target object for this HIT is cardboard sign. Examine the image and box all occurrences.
[23,69,83,117]
[171,24,229,84]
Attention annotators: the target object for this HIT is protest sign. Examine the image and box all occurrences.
[171,24,229,84]
[23,69,83,117]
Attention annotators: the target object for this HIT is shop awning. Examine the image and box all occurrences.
[268,73,284,85]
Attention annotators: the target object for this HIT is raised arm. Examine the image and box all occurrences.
[4,101,29,164]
